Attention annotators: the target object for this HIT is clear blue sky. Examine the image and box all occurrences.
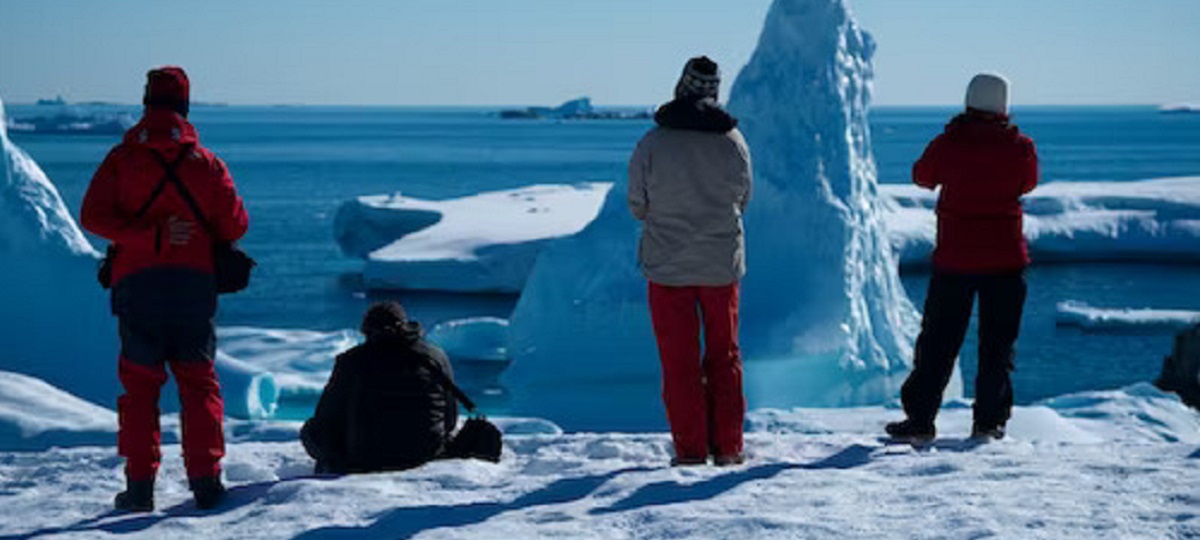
[1,0,1197,106]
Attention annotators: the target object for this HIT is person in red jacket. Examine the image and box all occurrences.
[886,73,1038,443]
[81,66,249,511]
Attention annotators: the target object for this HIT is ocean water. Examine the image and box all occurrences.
[9,104,1200,421]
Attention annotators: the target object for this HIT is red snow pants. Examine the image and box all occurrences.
[648,281,745,460]
[118,355,225,482]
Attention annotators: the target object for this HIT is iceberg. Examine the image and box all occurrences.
[882,176,1200,267]
[0,95,277,419]
[505,0,934,430]
[336,183,611,292]
[1055,301,1200,333]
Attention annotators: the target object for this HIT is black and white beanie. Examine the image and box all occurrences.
[674,56,721,101]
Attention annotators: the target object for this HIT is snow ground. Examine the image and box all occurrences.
[0,384,1196,540]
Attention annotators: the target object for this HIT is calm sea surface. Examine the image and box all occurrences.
[10,104,1200,420]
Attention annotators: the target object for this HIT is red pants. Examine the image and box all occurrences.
[118,357,225,481]
[648,281,745,459]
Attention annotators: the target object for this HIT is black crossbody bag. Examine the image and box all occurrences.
[417,354,503,463]
[146,148,255,294]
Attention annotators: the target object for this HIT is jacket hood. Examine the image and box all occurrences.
[123,108,199,149]
[654,97,738,133]
[367,320,423,348]
[944,110,1021,144]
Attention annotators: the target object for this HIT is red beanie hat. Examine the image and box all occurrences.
[143,66,190,117]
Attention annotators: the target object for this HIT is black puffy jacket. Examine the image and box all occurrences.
[302,323,458,473]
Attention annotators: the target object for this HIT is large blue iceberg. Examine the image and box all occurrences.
[505,0,946,430]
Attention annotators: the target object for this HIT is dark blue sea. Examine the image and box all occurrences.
[10,104,1200,412]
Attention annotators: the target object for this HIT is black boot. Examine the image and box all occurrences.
[114,479,155,513]
[970,424,1006,441]
[885,419,936,443]
[189,476,227,510]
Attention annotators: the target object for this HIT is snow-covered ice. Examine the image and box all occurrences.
[335,183,611,292]
[217,327,359,405]
[1055,300,1200,333]
[506,0,935,428]
[882,176,1200,267]
[0,370,117,450]
[0,382,1196,539]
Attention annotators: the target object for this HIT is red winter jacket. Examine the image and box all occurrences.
[81,110,248,314]
[913,113,1038,273]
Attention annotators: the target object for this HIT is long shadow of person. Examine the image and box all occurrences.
[590,444,876,515]
[0,475,340,540]
[290,466,655,540]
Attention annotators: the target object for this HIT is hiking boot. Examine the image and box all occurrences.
[114,479,155,513]
[189,476,227,510]
[885,419,936,443]
[713,454,746,467]
[670,456,707,467]
[970,424,1006,441]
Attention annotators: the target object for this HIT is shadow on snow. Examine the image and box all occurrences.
[0,444,880,540]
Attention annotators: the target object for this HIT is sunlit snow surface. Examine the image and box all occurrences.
[0,379,1197,539]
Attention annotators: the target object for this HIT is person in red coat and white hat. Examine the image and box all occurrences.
[886,72,1038,443]
[81,66,249,511]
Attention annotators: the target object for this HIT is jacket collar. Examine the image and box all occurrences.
[123,107,199,149]
[654,97,738,133]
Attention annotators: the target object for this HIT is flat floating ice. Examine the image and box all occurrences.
[883,176,1200,267]
[1055,300,1200,333]
[335,183,612,292]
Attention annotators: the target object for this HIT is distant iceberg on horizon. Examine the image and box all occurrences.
[1159,102,1200,114]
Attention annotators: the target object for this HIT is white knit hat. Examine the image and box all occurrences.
[965,72,1009,115]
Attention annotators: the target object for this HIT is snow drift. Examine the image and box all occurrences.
[335,183,611,292]
[0,95,276,419]
[505,0,935,430]
[882,176,1200,267]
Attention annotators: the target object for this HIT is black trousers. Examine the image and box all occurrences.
[901,270,1027,429]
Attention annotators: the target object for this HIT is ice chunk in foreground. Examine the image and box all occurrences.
[1055,301,1200,333]
[506,0,936,430]
[0,95,277,419]
[0,370,117,450]
[336,183,611,292]
[881,176,1200,267]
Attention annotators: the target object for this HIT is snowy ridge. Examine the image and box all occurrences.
[882,176,1200,267]
[0,382,1196,539]
[1055,300,1200,332]
[335,183,611,292]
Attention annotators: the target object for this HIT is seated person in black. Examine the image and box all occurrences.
[301,301,458,473]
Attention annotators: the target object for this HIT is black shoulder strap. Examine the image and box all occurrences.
[130,145,193,220]
[147,146,221,242]
[413,348,478,413]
